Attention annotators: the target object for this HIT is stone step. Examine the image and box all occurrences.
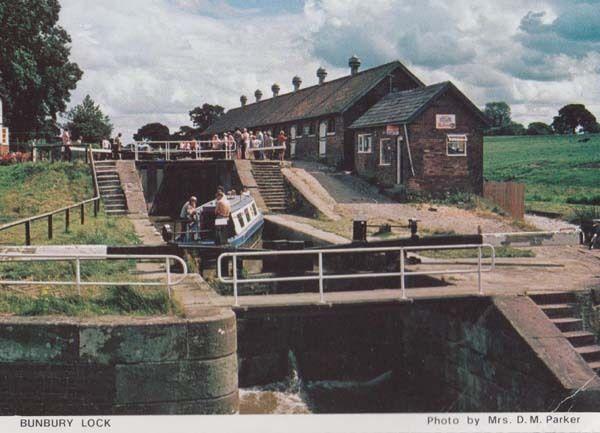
[540,303,574,319]
[551,317,583,333]
[261,193,287,197]
[563,331,597,347]
[103,198,126,205]
[589,361,600,374]
[530,292,576,305]
[576,345,600,363]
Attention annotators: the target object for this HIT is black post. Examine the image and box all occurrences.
[65,208,70,232]
[80,203,85,225]
[25,221,31,246]
[94,199,98,217]
[352,219,367,242]
[48,214,53,240]
[409,219,419,239]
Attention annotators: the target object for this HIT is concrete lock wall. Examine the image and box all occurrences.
[236,296,600,412]
[0,309,238,415]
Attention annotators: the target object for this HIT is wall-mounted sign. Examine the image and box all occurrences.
[436,114,456,129]
[0,127,8,146]
[385,125,400,136]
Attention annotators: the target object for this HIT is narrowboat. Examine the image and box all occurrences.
[161,194,264,248]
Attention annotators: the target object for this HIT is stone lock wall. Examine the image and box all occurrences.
[0,309,238,415]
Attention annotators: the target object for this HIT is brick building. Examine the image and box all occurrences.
[350,82,489,194]
[205,57,487,194]
[204,56,423,169]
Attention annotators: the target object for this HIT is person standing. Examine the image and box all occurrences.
[233,128,242,159]
[241,128,250,160]
[256,130,265,160]
[264,130,273,160]
[113,133,123,160]
[277,130,287,161]
[61,129,72,162]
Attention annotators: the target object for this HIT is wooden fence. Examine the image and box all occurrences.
[483,181,525,220]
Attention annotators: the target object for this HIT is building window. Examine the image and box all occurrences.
[446,134,467,156]
[296,123,302,137]
[327,118,336,134]
[379,138,392,166]
[308,121,316,136]
[358,134,372,153]
[303,123,311,136]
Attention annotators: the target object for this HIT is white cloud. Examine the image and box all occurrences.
[58,0,600,140]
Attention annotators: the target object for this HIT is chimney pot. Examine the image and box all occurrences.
[317,67,327,84]
[254,89,262,102]
[240,95,247,107]
[292,76,302,91]
[349,55,361,75]
[271,83,280,97]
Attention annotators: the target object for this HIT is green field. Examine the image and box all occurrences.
[0,162,177,316]
[484,134,600,217]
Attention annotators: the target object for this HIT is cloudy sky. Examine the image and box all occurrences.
[58,0,600,141]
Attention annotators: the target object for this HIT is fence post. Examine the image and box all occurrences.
[65,208,70,232]
[165,257,172,299]
[318,252,325,304]
[400,248,407,300]
[47,214,53,240]
[75,258,81,296]
[94,199,98,218]
[80,203,85,225]
[232,255,239,307]
[478,246,483,296]
[25,221,31,246]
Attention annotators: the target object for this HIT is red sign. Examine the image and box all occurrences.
[386,125,400,136]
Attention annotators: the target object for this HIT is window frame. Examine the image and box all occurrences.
[326,117,336,135]
[379,138,392,166]
[357,133,373,154]
[308,121,316,137]
[446,134,468,157]
[296,123,302,138]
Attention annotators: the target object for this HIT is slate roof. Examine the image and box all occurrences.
[203,61,423,135]
[349,81,489,129]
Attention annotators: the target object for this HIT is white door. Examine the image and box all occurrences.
[319,121,327,156]
[290,125,297,157]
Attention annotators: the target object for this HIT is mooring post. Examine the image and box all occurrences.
[25,221,31,246]
[65,208,70,232]
[47,214,53,240]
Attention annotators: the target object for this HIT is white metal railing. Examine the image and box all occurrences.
[129,140,286,161]
[0,253,188,298]
[218,244,496,306]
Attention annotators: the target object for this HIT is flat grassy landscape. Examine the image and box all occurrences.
[0,162,177,316]
[484,134,600,217]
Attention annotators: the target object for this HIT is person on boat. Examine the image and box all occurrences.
[214,191,232,245]
[242,186,251,197]
[179,196,198,239]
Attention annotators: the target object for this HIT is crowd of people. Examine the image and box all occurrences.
[179,127,288,161]
[60,129,123,161]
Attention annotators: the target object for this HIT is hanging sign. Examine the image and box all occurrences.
[385,125,400,136]
[436,114,456,129]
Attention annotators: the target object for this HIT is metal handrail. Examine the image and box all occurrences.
[218,243,496,306]
[0,145,101,244]
[129,140,286,161]
[0,252,188,298]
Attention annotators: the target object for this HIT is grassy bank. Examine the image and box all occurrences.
[484,134,600,217]
[0,162,177,317]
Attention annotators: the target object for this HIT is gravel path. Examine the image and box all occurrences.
[524,215,579,232]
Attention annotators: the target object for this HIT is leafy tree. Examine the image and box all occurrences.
[0,0,83,140]
[484,102,512,128]
[172,125,197,140]
[133,123,170,141]
[486,122,526,136]
[526,122,553,136]
[64,95,112,142]
[189,104,224,132]
[552,104,597,134]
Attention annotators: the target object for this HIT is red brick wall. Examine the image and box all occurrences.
[353,89,485,195]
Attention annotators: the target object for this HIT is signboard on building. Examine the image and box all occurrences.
[0,127,9,154]
[385,125,400,136]
[436,114,456,129]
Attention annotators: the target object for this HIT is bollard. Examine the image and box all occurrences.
[352,219,367,242]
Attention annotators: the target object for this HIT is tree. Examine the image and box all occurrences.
[189,104,224,132]
[64,95,112,142]
[0,0,83,140]
[552,104,597,134]
[133,123,170,142]
[484,102,512,128]
[526,122,553,136]
[171,125,197,140]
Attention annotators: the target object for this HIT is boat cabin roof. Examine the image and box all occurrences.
[200,194,256,212]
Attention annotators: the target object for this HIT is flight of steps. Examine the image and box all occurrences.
[251,161,288,213]
[95,160,128,216]
[530,292,600,375]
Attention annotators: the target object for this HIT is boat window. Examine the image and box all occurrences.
[252,203,258,215]
[248,205,255,218]
[244,207,252,222]
[237,212,245,228]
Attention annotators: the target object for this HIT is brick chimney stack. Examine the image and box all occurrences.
[292,76,302,92]
[317,67,327,84]
[271,83,280,97]
[240,95,247,107]
[254,89,262,102]
[349,55,361,75]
